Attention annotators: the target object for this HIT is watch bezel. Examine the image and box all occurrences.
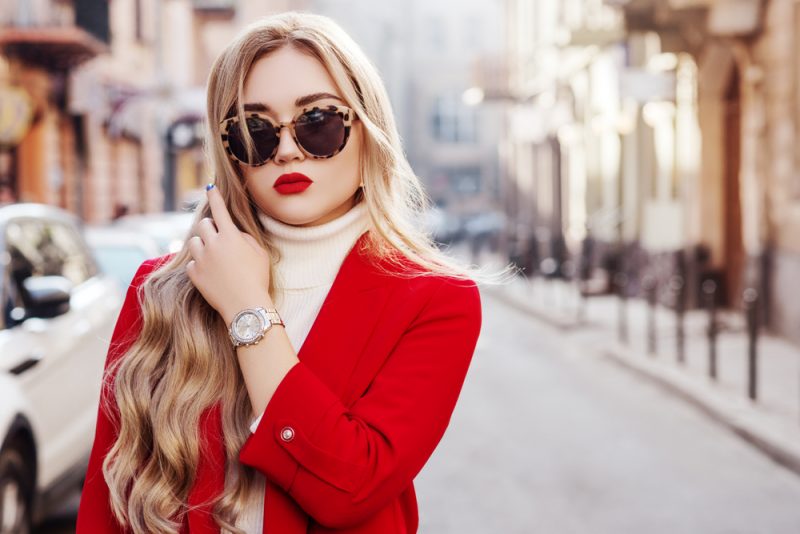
[230,308,267,345]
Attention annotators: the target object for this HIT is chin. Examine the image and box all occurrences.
[283,216,321,227]
[267,205,329,227]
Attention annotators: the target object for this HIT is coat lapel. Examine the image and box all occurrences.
[260,230,396,532]
[294,230,394,399]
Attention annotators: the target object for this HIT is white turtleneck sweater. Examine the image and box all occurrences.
[235,200,370,533]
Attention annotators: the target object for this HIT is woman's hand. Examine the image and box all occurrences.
[186,184,272,325]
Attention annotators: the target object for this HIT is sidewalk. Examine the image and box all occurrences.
[465,248,800,476]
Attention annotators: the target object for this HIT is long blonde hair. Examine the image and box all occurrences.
[102,11,511,534]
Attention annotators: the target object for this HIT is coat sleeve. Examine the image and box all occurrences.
[238,277,482,529]
[76,258,162,533]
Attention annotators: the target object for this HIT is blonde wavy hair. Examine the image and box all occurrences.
[102,10,512,534]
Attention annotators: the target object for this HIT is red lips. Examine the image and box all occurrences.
[274,173,313,195]
[274,172,313,186]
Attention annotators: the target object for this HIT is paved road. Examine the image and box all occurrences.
[414,289,800,534]
[36,290,800,534]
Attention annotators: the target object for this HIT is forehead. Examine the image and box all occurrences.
[242,46,342,110]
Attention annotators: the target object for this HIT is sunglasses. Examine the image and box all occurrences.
[219,104,356,166]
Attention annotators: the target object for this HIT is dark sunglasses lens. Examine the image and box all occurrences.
[295,108,346,157]
[227,117,277,164]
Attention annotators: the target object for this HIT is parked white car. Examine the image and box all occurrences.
[111,210,196,255]
[0,203,123,533]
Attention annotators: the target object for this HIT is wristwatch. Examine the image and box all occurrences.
[228,306,285,348]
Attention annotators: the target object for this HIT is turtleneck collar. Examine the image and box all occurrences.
[257,201,370,290]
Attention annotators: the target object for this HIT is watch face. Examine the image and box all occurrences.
[233,311,263,342]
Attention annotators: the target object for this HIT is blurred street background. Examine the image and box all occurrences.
[2,0,800,533]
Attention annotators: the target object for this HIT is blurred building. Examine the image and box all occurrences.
[494,0,705,290]
[611,0,799,340]
[497,0,635,279]
[399,0,505,223]
[0,0,109,214]
[496,0,800,343]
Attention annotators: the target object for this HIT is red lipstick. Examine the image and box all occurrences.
[273,172,313,195]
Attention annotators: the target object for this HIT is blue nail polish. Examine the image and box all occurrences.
[206,183,215,191]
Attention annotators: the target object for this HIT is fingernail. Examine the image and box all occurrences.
[206,183,215,191]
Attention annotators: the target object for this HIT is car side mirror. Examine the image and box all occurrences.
[21,275,72,319]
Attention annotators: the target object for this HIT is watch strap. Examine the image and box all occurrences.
[260,307,285,327]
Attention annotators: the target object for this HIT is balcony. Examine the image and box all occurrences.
[0,0,108,71]
[0,27,106,71]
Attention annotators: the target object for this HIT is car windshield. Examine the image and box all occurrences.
[93,246,151,288]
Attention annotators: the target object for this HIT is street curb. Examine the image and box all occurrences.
[484,286,800,478]
[599,342,800,477]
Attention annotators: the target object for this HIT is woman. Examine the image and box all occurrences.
[77,11,499,534]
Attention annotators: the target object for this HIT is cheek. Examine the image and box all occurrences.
[340,127,362,180]
[335,150,361,189]
[313,132,361,189]
[241,166,272,195]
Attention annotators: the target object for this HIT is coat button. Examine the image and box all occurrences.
[280,426,295,442]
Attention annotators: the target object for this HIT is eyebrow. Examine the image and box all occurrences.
[242,92,344,113]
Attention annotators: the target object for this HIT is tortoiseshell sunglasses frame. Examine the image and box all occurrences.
[219,104,356,167]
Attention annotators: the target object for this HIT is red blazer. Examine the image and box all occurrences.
[76,230,482,533]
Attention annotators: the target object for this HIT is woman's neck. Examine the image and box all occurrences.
[256,201,370,290]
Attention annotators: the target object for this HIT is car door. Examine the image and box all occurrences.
[3,217,121,487]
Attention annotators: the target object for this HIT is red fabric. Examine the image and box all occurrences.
[76,231,482,533]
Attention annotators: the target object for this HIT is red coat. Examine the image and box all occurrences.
[76,231,482,533]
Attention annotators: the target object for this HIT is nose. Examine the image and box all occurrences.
[272,125,305,165]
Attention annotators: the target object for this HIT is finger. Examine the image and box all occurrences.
[187,235,204,260]
[205,184,236,234]
[196,217,218,243]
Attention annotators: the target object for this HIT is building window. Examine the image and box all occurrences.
[450,166,482,194]
[75,0,110,43]
[430,93,477,143]
[192,0,236,10]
